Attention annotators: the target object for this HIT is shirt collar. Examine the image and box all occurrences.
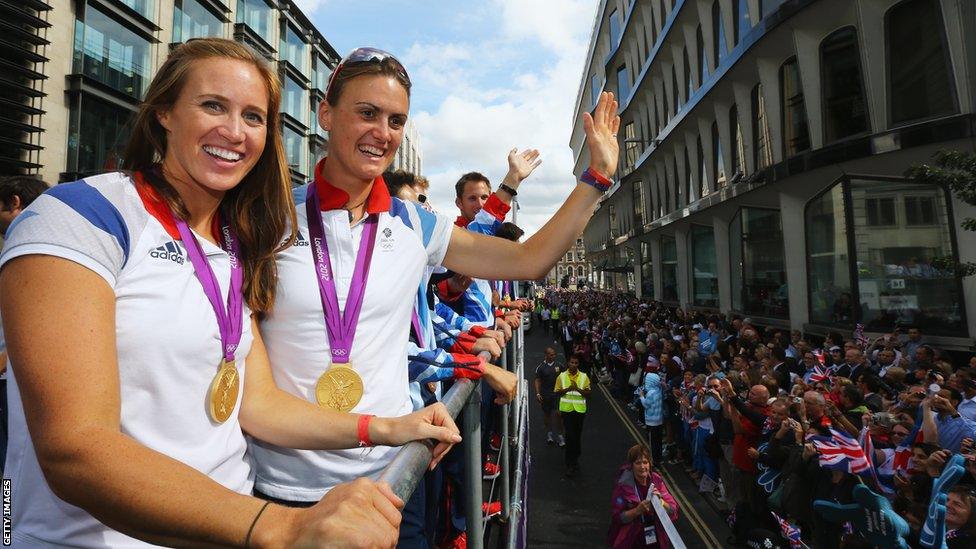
[134,170,220,241]
[455,215,470,228]
[313,157,391,214]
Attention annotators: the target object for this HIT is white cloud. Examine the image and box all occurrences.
[293,0,328,16]
[410,1,597,238]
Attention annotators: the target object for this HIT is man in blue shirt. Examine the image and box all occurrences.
[921,387,976,453]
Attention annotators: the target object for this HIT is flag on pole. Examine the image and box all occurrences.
[771,512,805,549]
[892,408,924,472]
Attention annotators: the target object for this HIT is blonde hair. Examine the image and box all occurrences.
[121,38,296,314]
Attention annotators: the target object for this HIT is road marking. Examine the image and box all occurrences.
[596,382,722,549]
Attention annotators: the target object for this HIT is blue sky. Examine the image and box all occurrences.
[299,0,599,237]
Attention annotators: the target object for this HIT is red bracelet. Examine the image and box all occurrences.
[358,414,375,447]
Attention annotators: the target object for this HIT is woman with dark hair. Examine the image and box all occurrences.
[0,39,459,547]
[947,486,976,548]
[608,444,679,548]
[253,46,622,510]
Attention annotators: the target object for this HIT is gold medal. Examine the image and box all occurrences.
[315,363,364,412]
[208,360,240,423]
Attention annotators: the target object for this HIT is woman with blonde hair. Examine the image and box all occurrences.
[0,38,458,547]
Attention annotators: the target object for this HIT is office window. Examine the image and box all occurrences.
[237,0,272,39]
[752,84,772,170]
[609,9,622,47]
[713,121,726,189]
[617,65,630,101]
[67,94,133,176]
[641,241,654,298]
[698,137,707,197]
[780,57,811,157]
[284,125,307,175]
[712,0,728,65]
[624,121,638,170]
[684,47,693,97]
[281,23,308,73]
[821,27,869,142]
[887,0,956,124]
[905,196,936,226]
[730,104,745,177]
[865,197,897,226]
[661,236,678,301]
[591,74,602,105]
[734,0,751,45]
[697,25,707,84]
[73,4,152,98]
[609,203,618,239]
[173,0,222,43]
[683,148,692,204]
[691,225,718,307]
[807,184,852,325]
[634,180,645,227]
[120,0,154,19]
[730,208,789,317]
[282,75,307,126]
[671,65,680,113]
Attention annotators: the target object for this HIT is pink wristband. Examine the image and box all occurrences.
[358,414,375,447]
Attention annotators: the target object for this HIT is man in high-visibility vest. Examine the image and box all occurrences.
[553,354,591,477]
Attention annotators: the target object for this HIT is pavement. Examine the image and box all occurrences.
[523,326,732,548]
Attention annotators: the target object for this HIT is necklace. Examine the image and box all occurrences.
[345,197,369,222]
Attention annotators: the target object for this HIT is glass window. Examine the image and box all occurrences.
[609,9,622,47]
[617,65,629,101]
[173,0,222,43]
[734,0,751,45]
[905,195,936,226]
[120,0,154,19]
[821,27,869,142]
[887,0,956,124]
[682,151,691,205]
[578,266,585,277]
[865,197,897,226]
[730,104,744,176]
[284,125,307,175]
[568,251,575,262]
[691,225,718,307]
[641,241,655,298]
[698,137,707,197]
[698,26,707,83]
[624,121,638,170]
[609,203,618,238]
[672,64,680,113]
[73,4,152,98]
[752,84,772,171]
[732,208,789,317]
[713,121,726,189]
[851,179,961,334]
[67,94,133,175]
[712,0,728,65]
[781,57,811,157]
[661,236,678,301]
[591,74,602,105]
[281,24,308,73]
[313,56,332,92]
[806,184,853,325]
[236,0,272,38]
[684,47,693,96]
[633,179,645,227]
[282,75,307,125]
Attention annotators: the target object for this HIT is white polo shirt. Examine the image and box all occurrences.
[0,172,254,547]
[252,174,452,501]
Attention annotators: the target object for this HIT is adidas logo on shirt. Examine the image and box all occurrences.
[294,231,310,247]
[149,241,185,265]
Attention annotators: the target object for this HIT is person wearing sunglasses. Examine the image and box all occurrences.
[250,46,620,522]
[0,39,465,548]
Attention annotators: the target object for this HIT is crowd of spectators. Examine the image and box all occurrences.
[535,289,976,549]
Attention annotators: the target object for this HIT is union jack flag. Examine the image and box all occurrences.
[854,323,869,350]
[771,512,805,549]
[807,428,871,474]
[808,365,831,384]
[858,427,895,495]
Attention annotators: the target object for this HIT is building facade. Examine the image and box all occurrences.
[573,0,976,350]
[390,119,423,176]
[548,238,594,288]
[2,0,343,186]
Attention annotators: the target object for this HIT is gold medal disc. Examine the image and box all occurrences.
[315,364,364,412]
[208,360,240,423]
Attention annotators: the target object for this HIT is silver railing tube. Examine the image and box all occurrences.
[463,382,484,549]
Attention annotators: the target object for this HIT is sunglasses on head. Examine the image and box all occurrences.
[326,47,411,100]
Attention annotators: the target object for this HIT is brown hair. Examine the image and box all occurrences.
[326,57,411,107]
[121,38,296,315]
[454,172,490,199]
[626,444,652,466]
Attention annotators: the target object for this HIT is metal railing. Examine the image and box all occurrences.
[379,299,530,549]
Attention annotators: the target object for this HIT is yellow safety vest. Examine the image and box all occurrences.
[554,371,589,413]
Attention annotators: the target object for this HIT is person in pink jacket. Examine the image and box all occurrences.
[608,444,680,548]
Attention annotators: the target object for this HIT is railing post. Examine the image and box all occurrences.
[499,342,511,523]
[463,383,483,549]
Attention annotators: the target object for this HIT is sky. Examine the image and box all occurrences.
[298,0,599,237]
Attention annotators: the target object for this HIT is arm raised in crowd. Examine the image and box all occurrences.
[441,92,620,280]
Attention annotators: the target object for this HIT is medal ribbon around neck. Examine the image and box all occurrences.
[170,201,244,424]
[305,182,378,410]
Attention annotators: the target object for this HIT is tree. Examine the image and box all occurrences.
[905,150,976,277]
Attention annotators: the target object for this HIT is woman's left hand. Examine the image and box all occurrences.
[389,403,462,469]
[582,92,621,178]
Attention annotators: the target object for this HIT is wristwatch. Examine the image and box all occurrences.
[499,183,518,197]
